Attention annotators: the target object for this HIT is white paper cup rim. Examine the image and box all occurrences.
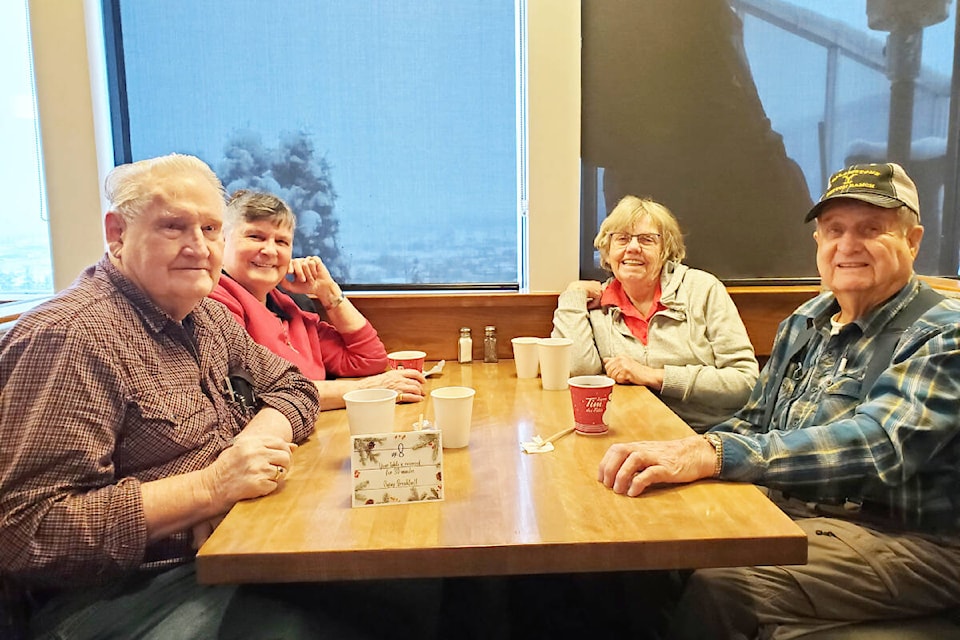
[430,386,476,399]
[343,388,399,403]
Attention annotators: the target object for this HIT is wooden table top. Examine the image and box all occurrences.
[197,361,806,584]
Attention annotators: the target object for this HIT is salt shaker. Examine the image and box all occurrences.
[483,325,498,363]
[458,327,473,363]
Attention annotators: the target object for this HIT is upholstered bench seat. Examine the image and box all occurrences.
[800,610,960,639]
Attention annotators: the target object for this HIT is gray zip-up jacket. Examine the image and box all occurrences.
[551,261,758,430]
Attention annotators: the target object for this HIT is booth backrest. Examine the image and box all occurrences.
[2,277,957,361]
[352,277,956,362]
[350,287,822,362]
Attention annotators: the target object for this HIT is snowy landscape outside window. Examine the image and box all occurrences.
[105,0,525,291]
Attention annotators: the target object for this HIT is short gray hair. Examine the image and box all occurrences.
[894,205,921,234]
[104,154,225,221]
[224,190,296,233]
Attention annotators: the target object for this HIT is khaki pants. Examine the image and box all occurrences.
[670,516,960,640]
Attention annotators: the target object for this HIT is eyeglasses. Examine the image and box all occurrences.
[608,232,661,248]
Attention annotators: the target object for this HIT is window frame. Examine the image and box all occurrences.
[579,0,960,284]
[100,0,530,293]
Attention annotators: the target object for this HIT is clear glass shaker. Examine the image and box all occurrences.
[483,325,498,363]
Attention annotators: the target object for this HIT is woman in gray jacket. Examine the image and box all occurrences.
[552,196,758,430]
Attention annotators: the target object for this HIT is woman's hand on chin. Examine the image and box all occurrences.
[285,256,339,299]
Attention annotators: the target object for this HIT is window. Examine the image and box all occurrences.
[581,0,959,282]
[104,0,525,291]
[0,0,52,299]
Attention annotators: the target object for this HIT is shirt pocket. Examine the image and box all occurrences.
[122,386,218,461]
[820,374,863,399]
[811,375,863,424]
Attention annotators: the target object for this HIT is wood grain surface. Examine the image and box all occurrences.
[197,362,807,584]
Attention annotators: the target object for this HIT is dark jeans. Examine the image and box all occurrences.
[30,563,441,640]
[30,564,681,639]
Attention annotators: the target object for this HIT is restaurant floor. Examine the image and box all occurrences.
[439,571,682,639]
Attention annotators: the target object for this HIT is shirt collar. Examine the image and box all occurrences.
[600,277,663,319]
[806,276,920,338]
[99,254,187,334]
[221,270,292,321]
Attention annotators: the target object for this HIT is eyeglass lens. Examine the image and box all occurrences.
[611,232,659,246]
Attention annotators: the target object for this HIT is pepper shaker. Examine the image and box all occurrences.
[483,325,498,363]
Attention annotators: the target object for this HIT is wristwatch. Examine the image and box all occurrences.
[703,433,723,478]
[323,293,346,311]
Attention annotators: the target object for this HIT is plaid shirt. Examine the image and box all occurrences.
[711,277,960,532]
[0,256,320,588]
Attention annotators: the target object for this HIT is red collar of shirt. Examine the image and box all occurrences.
[600,279,666,345]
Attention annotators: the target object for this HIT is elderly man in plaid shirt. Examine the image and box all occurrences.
[0,155,439,639]
[599,162,960,639]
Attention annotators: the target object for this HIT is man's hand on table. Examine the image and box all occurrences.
[192,432,297,549]
[202,434,298,510]
[598,435,716,497]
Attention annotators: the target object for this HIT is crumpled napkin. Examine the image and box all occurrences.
[520,427,575,454]
[521,438,555,454]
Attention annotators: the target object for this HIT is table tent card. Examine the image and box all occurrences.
[351,430,444,507]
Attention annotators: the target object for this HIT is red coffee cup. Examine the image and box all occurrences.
[387,350,426,372]
[568,375,615,434]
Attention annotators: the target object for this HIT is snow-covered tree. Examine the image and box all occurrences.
[218,129,347,281]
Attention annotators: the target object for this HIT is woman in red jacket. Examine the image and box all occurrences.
[209,190,425,409]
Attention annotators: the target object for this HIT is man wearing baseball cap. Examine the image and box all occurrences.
[597,162,960,637]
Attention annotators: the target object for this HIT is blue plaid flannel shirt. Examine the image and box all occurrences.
[710,277,960,532]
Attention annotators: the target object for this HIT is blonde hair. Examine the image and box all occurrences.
[594,196,686,270]
[104,154,225,221]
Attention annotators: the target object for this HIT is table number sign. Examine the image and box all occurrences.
[351,430,444,507]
